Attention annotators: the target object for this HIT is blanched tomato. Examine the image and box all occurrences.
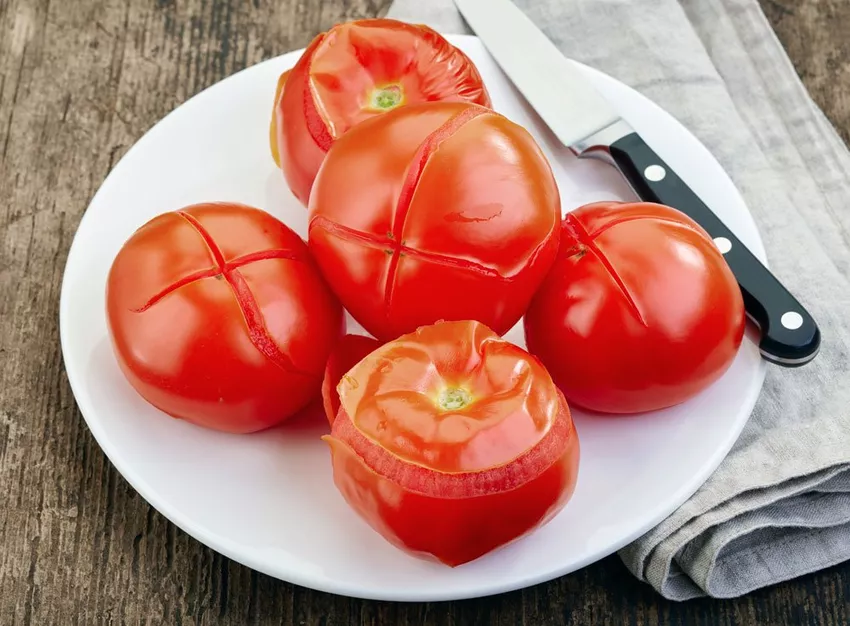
[321,333,381,426]
[324,320,580,567]
[274,18,491,206]
[524,201,745,414]
[308,101,561,342]
[106,202,344,433]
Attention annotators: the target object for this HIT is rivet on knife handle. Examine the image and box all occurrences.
[605,131,821,366]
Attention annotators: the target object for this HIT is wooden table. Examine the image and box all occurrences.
[1,1,847,623]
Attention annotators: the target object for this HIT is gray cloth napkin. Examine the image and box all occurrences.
[387,0,850,601]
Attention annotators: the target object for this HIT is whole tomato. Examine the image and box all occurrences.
[106,202,344,433]
[274,18,491,206]
[524,201,745,414]
[324,320,580,567]
[308,101,561,342]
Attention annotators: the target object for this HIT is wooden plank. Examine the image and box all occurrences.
[761,0,850,145]
[0,0,847,624]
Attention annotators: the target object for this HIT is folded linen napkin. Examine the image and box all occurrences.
[387,0,850,600]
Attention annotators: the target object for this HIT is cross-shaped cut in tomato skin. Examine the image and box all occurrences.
[275,18,492,207]
[106,202,345,434]
[524,201,745,415]
[307,101,561,342]
[323,320,581,567]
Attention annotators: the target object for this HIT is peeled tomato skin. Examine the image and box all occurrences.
[320,334,383,426]
[324,400,580,567]
[276,19,492,206]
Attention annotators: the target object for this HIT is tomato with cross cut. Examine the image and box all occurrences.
[273,18,491,206]
[307,101,561,342]
[105,202,344,433]
[524,201,745,414]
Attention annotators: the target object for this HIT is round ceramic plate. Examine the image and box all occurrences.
[60,35,767,601]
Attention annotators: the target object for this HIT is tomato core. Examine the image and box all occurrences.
[368,85,403,111]
[305,21,491,141]
[438,387,472,411]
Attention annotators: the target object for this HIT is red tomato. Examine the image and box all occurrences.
[274,18,491,206]
[324,320,580,567]
[321,333,382,426]
[106,202,344,433]
[524,201,745,414]
[308,101,561,342]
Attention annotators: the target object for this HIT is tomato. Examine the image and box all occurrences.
[321,333,382,426]
[274,18,491,206]
[307,101,561,342]
[105,202,344,433]
[269,69,290,168]
[323,320,580,567]
[524,201,745,414]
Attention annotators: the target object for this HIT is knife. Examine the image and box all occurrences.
[454,0,820,367]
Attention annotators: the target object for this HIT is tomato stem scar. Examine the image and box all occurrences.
[438,387,472,411]
[368,84,403,111]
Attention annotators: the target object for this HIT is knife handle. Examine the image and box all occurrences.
[607,131,820,366]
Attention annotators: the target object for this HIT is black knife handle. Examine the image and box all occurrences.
[607,131,820,366]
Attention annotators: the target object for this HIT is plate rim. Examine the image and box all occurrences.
[58,33,768,601]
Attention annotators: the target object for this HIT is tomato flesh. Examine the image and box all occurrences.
[324,320,580,566]
[269,69,290,167]
[305,19,491,140]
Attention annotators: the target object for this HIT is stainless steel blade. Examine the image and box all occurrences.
[453,0,629,150]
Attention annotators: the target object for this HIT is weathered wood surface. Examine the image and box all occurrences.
[1,0,848,624]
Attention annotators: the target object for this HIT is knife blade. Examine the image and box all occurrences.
[454,0,820,367]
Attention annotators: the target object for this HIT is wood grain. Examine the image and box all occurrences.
[761,0,850,145]
[0,0,848,624]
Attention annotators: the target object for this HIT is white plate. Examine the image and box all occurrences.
[59,35,767,601]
